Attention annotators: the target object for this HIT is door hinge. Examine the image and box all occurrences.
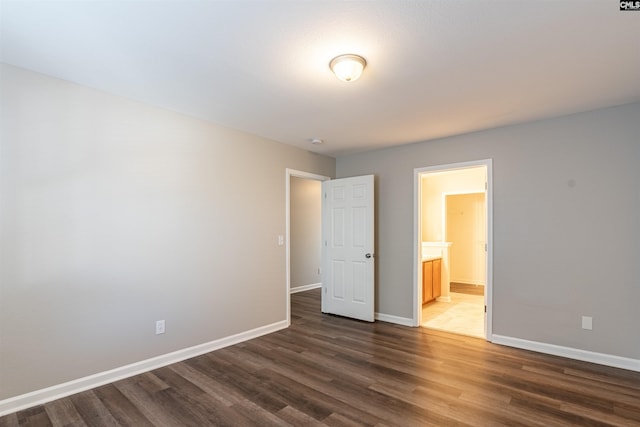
[484,305,487,313]
[485,243,487,252]
[485,182,488,190]
[324,192,327,199]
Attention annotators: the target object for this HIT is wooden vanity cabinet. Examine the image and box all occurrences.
[422,258,442,304]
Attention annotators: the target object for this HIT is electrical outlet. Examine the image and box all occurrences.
[156,320,165,335]
[278,235,284,246]
[581,316,592,330]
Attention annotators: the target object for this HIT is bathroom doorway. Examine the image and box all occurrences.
[414,160,492,339]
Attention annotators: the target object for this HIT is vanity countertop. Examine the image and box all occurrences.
[422,256,442,262]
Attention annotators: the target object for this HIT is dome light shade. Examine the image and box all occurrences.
[330,54,366,82]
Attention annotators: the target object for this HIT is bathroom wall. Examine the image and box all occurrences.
[421,167,486,241]
[446,192,486,285]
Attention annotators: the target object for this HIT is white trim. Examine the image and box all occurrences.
[0,320,288,417]
[412,170,422,327]
[375,312,415,327]
[285,169,331,325]
[492,334,640,372]
[414,159,493,339]
[290,283,322,294]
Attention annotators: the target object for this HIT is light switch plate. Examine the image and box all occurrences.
[156,320,166,335]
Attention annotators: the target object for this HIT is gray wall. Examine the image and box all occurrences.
[290,177,322,290]
[337,102,640,360]
[0,64,335,399]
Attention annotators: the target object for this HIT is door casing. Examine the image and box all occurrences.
[413,159,493,340]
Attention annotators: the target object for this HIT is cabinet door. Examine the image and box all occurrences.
[423,260,433,303]
[432,259,441,298]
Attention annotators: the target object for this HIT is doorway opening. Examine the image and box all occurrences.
[413,160,492,340]
[285,169,330,325]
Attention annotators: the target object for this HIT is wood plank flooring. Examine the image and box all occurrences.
[2,288,640,426]
[449,282,485,296]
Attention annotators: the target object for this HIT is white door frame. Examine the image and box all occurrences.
[413,159,493,340]
[285,168,331,326]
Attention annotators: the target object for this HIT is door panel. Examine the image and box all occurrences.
[322,175,374,321]
[331,260,344,299]
[352,261,367,302]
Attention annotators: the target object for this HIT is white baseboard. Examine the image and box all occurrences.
[290,283,322,294]
[375,312,416,327]
[491,334,640,372]
[0,320,289,417]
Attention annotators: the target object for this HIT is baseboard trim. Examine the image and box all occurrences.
[0,320,289,417]
[491,334,640,372]
[375,312,415,327]
[290,283,322,294]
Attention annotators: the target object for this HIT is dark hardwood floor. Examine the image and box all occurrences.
[2,288,640,426]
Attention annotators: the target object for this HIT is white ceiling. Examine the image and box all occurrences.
[2,1,639,157]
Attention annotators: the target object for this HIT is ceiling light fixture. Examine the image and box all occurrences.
[329,54,366,82]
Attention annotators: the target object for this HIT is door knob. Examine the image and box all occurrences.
[365,253,374,259]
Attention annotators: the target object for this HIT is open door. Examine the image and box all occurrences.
[321,175,375,322]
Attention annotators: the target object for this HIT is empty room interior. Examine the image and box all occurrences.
[1,1,640,425]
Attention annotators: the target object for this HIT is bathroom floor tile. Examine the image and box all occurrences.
[422,292,484,338]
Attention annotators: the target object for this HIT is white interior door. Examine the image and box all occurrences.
[321,175,375,322]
